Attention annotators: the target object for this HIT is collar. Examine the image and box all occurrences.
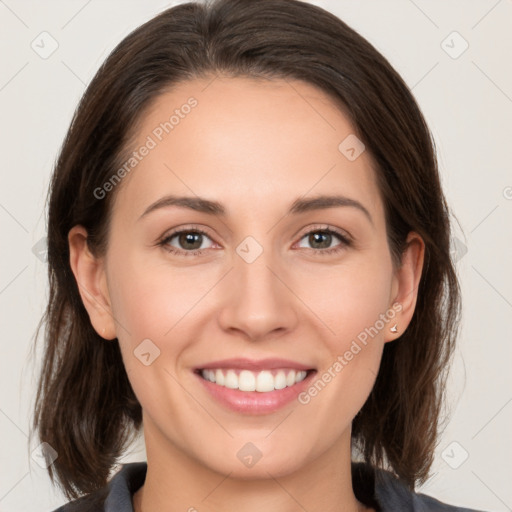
[97,460,478,512]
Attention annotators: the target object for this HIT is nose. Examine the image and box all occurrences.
[217,246,299,342]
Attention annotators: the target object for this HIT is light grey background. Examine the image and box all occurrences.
[1,0,511,510]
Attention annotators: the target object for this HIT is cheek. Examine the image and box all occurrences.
[300,342,384,453]
[105,253,218,395]
[107,252,212,340]
[294,255,394,347]
[107,259,194,419]
[292,255,393,408]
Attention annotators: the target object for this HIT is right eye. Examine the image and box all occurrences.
[159,227,217,257]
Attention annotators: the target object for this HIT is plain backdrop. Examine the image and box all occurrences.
[0,0,511,510]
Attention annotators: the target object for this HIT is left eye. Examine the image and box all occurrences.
[296,228,350,253]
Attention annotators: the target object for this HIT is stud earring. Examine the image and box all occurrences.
[390,324,398,333]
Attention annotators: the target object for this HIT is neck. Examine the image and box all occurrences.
[133,419,371,512]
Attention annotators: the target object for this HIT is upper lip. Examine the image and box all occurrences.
[195,358,315,372]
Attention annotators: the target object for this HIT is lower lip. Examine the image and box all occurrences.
[194,370,317,415]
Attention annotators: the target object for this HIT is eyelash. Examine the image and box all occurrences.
[157,224,352,257]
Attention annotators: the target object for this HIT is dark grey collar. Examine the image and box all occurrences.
[54,461,485,512]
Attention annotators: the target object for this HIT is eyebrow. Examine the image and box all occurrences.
[138,193,373,225]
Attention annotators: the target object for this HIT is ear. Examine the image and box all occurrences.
[385,231,425,342]
[68,225,117,340]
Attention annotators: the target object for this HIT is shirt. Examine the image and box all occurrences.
[51,461,486,511]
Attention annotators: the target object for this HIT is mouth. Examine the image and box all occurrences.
[194,367,315,392]
[193,358,317,414]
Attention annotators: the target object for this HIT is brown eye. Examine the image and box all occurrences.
[296,227,352,256]
[175,232,204,250]
[307,231,334,249]
[159,228,215,256]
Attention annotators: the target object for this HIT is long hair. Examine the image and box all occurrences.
[31,0,461,500]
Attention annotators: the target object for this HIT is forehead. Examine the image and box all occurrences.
[113,76,384,228]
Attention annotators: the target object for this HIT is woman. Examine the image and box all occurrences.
[31,0,484,510]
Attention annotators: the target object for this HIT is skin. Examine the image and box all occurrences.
[69,76,424,512]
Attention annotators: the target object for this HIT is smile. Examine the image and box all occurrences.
[199,368,309,392]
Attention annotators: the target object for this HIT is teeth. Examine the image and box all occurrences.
[215,369,225,386]
[200,368,308,392]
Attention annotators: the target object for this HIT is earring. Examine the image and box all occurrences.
[390,324,398,333]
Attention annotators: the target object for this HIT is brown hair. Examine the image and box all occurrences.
[31,0,461,501]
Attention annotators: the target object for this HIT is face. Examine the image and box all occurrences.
[70,76,423,479]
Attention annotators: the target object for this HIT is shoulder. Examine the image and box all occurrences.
[49,462,147,512]
[371,464,487,512]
